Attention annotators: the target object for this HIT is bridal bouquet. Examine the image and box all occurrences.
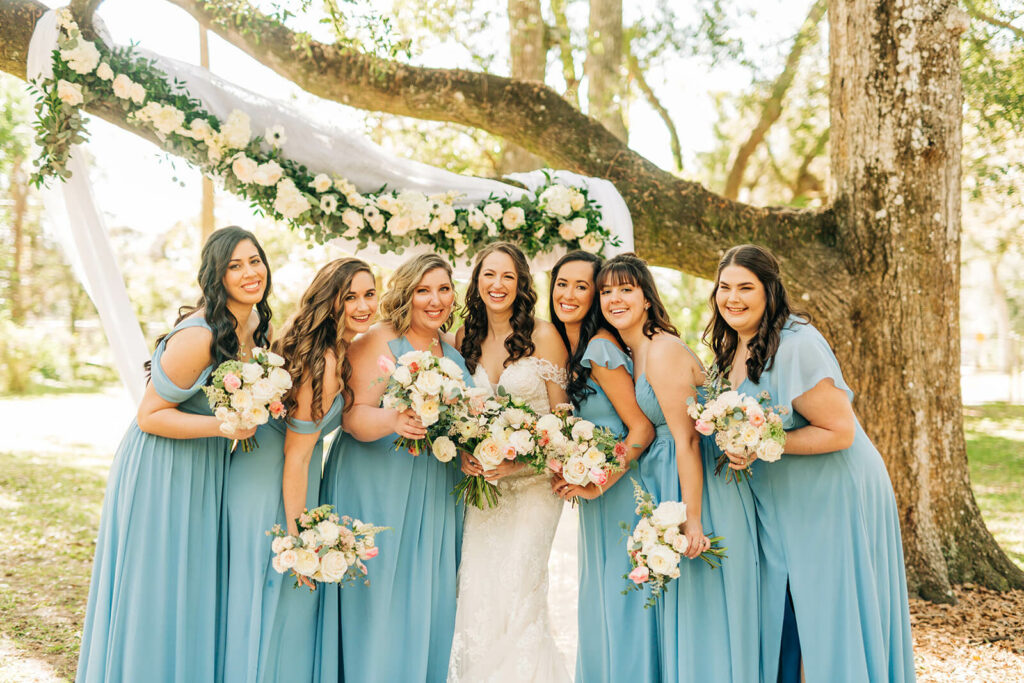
[378,350,468,459]
[622,480,727,608]
[203,347,292,451]
[686,364,787,482]
[447,387,544,509]
[541,404,628,494]
[267,504,388,590]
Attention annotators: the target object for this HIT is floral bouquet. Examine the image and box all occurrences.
[378,349,468,458]
[447,387,543,509]
[621,480,727,608]
[203,347,292,451]
[267,504,388,590]
[540,404,628,500]
[686,364,787,482]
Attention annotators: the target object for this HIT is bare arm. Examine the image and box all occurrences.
[282,353,340,536]
[136,325,254,441]
[646,339,707,559]
[785,379,856,454]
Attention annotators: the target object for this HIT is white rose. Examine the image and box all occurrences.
[271,536,291,554]
[150,104,186,136]
[579,233,603,254]
[436,356,463,379]
[435,204,456,225]
[739,424,761,448]
[571,419,595,441]
[128,82,146,105]
[268,367,293,392]
[474,437,506,470]
[278,549,297,570]
[246,405,270,426]
[502,408,527,429]
[341,209,364,236]
[320,194,338,215]
[502,206,526,230]
[569,188,586,211]
[663,526,679,544]
[293,549,319,577]
[188,118,214,142]
[558,223,577,241]
[535,413,563,436]
[387,214,413,236]
[508,429,535,455]
[61,40,100,74]
[253,161,283,187]
[562,456,589,485]
[412,395,440,427]
[365,206,385,232]
[241,362,264,383]
[467,208,485,230]
[538,184,572,217]
[250,378,276,403]
[483,202,504,221]
[432,435,457,463]
[214,405,231,422]
[414,370,443,397]
[112,74,132,99]
[580,446,604,469]
[96,62,113,81]
[651,500,687,529]
[220,109,251,149]
[633,518,657,546]
[232,155,257,183]
[230,389,254,411]
[758,439,784,463]
[454,239,469,256]
[646,544,680,577]
[569,216,588,237]
[310,173,332,192]
[316,520,340,545]
[671,534,689,554]
[274,179,312,219]
[266,351,286,367]
[392,365,413,386]
[298,529,317,546]
[56,80,83,107]
[319,550,350,582]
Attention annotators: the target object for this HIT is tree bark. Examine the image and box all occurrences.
[499,0,546,174]
[198,25,215,242]
[830,0,1021,601]
[585,0,627,142]
[1,0,1020,599]
[723,0,827,200]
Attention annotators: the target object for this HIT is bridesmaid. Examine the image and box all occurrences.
[708,244,915,683]
[547,251,657,682]
[76,227,270,683]
[596,253,760,683]
[220,258,377,683]
[316,253,472,683]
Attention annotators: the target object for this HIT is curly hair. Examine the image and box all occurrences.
[460,242,537,375]
[596,253,679,339]
[703,244,808,383]
[148,226,272,376]
[272,258,373,422]
[379,253,454,336]
[548,250,623,407]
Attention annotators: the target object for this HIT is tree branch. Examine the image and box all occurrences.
[548,0,580,107]
[964,1,1024,40]
[625,46,682,173]
[723,0,827,200]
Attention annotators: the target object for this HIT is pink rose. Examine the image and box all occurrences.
[359,546,379,560]
[748,412,765,428]
[502,444,517,461]
[223,373,242,392]
[694,419,715,436]
[629,566,650,584]
[377,354,396,375]
[547,458,563,473]
[589,467,609,486]
[269,400,285,418]
[613,442,628,459]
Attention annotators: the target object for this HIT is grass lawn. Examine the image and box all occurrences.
[0,393,1021,680]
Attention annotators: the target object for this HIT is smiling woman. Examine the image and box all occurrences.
[76,226,274,683]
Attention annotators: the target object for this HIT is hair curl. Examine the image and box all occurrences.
[272,258,373,422]
[596,253,679,339]
[702,244,808,384]
[548,250,622,407]
[379,253,454,336]
[460,242,537,375]
[147,226,272,377]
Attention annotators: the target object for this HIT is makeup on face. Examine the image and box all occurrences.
[552,260,595,325]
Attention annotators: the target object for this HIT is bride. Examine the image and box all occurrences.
[449,242,572,682]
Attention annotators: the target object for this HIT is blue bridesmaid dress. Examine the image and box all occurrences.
[315,336,471,683]
[220,394,344,683]
[574,338,659,682]
[743,318,915,683]
[634,340,760,683]
[76,317,229,683]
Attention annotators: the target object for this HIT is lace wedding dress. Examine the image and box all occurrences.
[447,356,571,683]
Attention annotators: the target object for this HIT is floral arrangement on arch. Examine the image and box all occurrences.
[32,9,620,262]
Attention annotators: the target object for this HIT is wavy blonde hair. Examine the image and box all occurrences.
[379,253,455,336]
[272,258,374,422]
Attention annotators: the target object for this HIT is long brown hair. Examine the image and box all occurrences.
[272,258,374,421]
[595,253,679,339]
[460,242,537,374]
[702,244,807,383]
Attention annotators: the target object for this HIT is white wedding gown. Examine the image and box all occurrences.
[447,356,571,683]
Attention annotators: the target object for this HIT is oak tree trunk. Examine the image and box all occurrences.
[500,0,546,173]
[585,0,627,141]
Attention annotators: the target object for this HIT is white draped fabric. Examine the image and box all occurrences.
[27,8,635,405]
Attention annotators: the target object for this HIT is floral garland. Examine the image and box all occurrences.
[31,9,619,261]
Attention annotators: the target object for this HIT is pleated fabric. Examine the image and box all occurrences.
[574,339,659,683]
[77,317,230,683]
[744,319,915,683]
[220,395,344,683]
[315,336,470,683]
